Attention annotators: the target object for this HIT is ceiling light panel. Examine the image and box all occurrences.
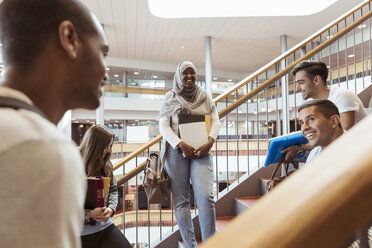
[148,0,339,18]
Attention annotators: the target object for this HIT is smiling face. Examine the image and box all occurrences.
[181,67,196,89]
[298,105,339,148]
[295,70,317,100]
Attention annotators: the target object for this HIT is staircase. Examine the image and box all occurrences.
[112,1,372,247]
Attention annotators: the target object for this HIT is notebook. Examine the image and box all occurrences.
[263,131,309,167]
[178,114,211,150]
[84,176,111,209]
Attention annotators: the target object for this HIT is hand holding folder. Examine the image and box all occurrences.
[178,114,211,158]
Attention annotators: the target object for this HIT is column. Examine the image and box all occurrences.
[122,71,128,98]
[96,87,104,125]
[205,36,212,97]
[280,35,289,135]
[312,41,320,61]
[300,46,306,57]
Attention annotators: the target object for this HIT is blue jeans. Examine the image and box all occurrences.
[164,146,215,248]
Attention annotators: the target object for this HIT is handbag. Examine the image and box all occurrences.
[143,142,170,204]
[267,158,299,191]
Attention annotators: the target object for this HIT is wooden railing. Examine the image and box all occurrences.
[114,1,372,247]
[201,114,372,248]
[113,0,372,178]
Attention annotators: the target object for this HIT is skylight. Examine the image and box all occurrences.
[148,0,339,18]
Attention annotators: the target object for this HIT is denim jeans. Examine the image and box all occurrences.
[164,146,215,248]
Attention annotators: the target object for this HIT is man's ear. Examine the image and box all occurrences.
[58,21,79,59]
[330,114,341,128]
[313,75,322,86]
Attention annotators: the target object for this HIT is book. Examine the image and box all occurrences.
[84,176,111,209]
[263,131,309,167]
[178,114,211,150]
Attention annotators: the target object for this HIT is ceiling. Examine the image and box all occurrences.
[82,0,365,80]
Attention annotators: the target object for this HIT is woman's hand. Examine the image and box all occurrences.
[194,137,215,158]
[178,141,195,158]
[89,207,113,221]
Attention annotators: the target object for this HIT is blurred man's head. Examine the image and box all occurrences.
[0,0,109,112]
[298,99,343,148]
[292,61,328,100]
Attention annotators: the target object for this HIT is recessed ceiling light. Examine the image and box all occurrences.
[153,75,158,78]
[134,72,139,75]
[213,77,218,80]
[148,0,339,18]
[0,43,2,47]
[348,54,355,58]
[358,24,367,29]
[228,79,233,82]
[106,68,110,71]
[114,74,119,77]
[181,46,185,49]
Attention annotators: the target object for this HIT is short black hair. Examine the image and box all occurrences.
[0,0,98,70]
[298,99,342,128]
[292,61,329,85]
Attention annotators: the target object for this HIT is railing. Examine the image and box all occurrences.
[112,1,372,246]
[201,114,372,248]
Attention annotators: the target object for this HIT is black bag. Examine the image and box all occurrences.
[267,158,299,191]
[143,145,170,204]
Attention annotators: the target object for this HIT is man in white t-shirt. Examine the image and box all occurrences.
[293,60,368,130]
[281,61,368,161]
[0,1,109,247]
[297,99,344,163]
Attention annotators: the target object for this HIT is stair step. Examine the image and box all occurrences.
[216,216,234,232]
[235,196,260,208]
[179,239,202,248]
[234,196,260,216]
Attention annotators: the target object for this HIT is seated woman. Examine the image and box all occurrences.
[159,61,221,247]
[79,125,131,248]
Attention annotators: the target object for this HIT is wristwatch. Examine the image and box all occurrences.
[297,145,305,155]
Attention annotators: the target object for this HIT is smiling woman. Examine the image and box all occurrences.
[159,61,221,247]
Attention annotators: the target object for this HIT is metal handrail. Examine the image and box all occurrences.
[113,0,371,175]
[219,7,372,118]
[214,0,371,104]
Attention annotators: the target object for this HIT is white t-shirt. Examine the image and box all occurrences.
[0,87,86,248]
[328,86,368,123]
[306,146,323,163]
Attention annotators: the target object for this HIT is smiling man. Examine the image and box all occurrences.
[0,0,109,247]
[298,99,344,163]
[293,61,367,130]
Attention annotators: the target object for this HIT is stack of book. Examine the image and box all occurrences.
[84,176,110,209]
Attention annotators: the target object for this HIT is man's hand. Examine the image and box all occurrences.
[194,137,215,158]
[280,145,298,163]
[178,141,195,158]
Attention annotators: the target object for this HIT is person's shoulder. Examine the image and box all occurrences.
[164,90,175,99]
[329,86,360,104]
[0,108,69,153]
[306,146,322,163]
[331,86,357,97]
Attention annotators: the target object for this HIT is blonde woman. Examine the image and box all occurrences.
[79,125,131,248]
